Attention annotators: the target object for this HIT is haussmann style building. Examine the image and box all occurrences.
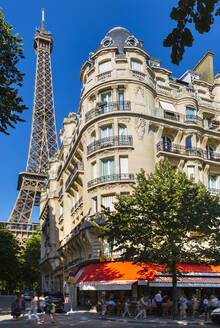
[39,27,220,306]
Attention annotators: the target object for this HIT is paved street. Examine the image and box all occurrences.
[0,296,219,328]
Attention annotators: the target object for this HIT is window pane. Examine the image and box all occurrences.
[99,61,111,73]
[186,107,196,120]
[102,195,116,211]
[131,60,142,71]
[185,136,192,149]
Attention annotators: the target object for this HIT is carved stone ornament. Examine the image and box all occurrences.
[135,117,146,140]
[135,86,144,98]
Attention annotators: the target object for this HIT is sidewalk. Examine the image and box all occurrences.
[66,309,214,326]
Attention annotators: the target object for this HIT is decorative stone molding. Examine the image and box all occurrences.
[135,117,146,140]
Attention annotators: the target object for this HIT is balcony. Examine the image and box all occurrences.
[57,164,63,180]
[58,214,64,224]
[208,188,220,195]
[85,101,131,122]
[97,70,112,81]
[88,173,135,189]
[157,142,220,163]
[65,163,84,191]
[131,70,146,81]
[71,196,83,215]
[87,135,133,155]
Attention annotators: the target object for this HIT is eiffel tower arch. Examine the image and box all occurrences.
[5,10,58,244]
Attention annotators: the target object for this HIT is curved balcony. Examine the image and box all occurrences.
[157,142,220,163]
[85,101,131,122]
[87,135,133,155]
[71,197,83,215]
[88,173,135,189]
[65,162,84,191]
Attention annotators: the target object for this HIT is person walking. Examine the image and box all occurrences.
[135,295,147,320]
[45,296,56,323]
[122,299,132,318]
[28,294,41,324]
[38,294,46,323]
[179,295,187,320]
[11,293,21,320]
[100,292,107,320]
[203,296,209,321]
[20,294,26,317]
[154,291,163,316]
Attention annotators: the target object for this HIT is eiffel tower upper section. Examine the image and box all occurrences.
[27,9,58,174]
[8,10,58,224]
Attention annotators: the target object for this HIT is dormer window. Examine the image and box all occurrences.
[99,60,112,73]
[131,59,142,72]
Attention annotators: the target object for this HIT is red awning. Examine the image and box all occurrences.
[149,276,220,287]
[75,262,163,290]
[177,263,220,274]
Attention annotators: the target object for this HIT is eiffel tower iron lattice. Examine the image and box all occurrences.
[8,10,58,225]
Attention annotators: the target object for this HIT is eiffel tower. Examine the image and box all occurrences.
[2,10,58,243]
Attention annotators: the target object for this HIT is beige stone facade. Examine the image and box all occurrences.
[39,27,220,302]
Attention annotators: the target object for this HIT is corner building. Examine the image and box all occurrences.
[40,27,220,304]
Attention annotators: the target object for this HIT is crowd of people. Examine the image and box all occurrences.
[98,291,220,321]
[11,292,56,324]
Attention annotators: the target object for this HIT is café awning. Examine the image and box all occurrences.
[149,276,220,288]
[75,261,163,290]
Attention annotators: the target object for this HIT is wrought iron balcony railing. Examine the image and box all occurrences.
[71,196,83,215]
[87,135,133,155]
[85,101,131,122]
[58,188,63,199]
[157,141,220,162]
[88,173,135,189]
[58,214,64,224]
[208,188,220,195]
[65,162,84,190]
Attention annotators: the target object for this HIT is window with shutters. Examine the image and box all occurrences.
[102,195,116,212]
[120,157,128,178]
[92,162,97,179]
[185,107,196,121]
[101,158,115,177]
[185,136,192,149]
[187,166,194,179]
[92,197,98,214]
[131,59,142,72]
[99,60,112,73]
[118,91,125,110]
[208,175,218,192]
[198,167,203,182]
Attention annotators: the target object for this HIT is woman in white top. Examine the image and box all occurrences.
[39,294,46,323]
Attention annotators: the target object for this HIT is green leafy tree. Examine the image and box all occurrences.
[0,8,27,135]
[101,160,220,317]
[20,232,41,290]
[0,227,20,292]
[165,0,220,64]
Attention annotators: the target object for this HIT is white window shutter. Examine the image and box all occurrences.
[120,157,128,175]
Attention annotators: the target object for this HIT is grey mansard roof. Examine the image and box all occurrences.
[96,26,142,54]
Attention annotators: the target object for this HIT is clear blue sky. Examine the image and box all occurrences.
[1,0,220,222]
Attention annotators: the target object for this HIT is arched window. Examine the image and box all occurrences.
[162,136,172,151]
[206,145,214,160]
[185,136,192,149]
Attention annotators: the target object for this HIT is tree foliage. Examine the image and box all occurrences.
[0,8,27,135]
[20,232,41,290]
[102,160,220,316]
[164,0,220,64]
[0,227,20,292]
